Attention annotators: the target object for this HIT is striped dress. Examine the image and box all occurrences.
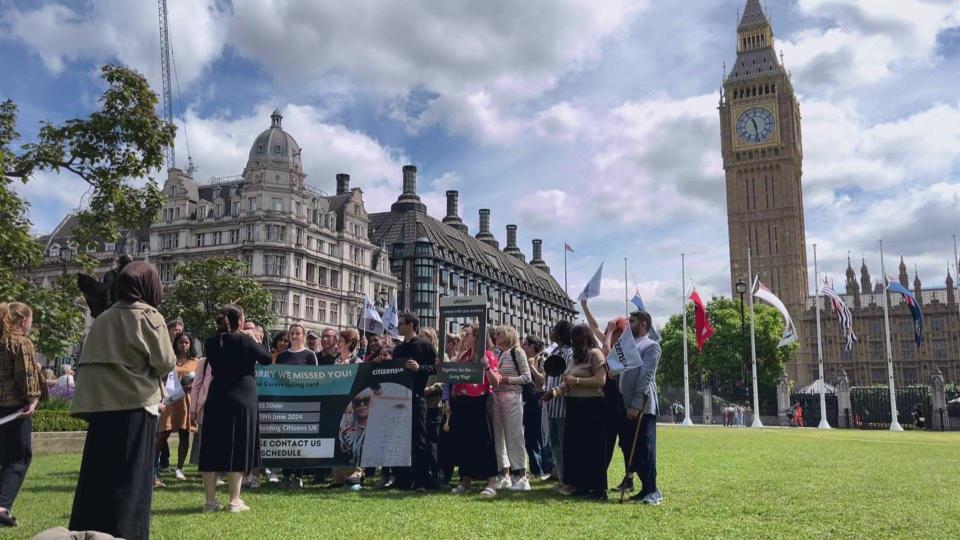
[544,346,572,418]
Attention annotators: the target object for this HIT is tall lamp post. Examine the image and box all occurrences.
[735,278,748,396]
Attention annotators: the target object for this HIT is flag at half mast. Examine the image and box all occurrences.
[753,279,798,348]
[819,282,858,351]
[688,289,714,353]
[887,278,924,347]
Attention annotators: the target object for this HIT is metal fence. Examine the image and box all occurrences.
[849,387,931,430]
[789,393,839,427]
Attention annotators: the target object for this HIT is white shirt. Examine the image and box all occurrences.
[56,374,75,388]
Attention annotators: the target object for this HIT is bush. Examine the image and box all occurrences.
[38,397,71,411]
[32,409,87,432]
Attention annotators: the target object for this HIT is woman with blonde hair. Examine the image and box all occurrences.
[0,302,42,528]
[337,328,363,364]
[491,325,532,491]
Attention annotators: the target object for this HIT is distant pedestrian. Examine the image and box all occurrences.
[912,404,925,430]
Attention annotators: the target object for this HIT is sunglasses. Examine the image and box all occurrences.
[352,397,371,407]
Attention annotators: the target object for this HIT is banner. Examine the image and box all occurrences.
[257,360,413,468]
[606,327,642,375]
[437,295,488,384]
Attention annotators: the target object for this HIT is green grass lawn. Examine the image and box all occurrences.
[4,427,959,539]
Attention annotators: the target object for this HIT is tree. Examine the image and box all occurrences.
[161,257,275,341]
[657,296,795,396]
[0,65,175,358]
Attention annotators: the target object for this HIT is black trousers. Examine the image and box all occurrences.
[70,409,158,540]
[522,396,546,477]
[0,405,32,511]
[394,397,434,489]
[624,413,658,497]
[426,406,443,482]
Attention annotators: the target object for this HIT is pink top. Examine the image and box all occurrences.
[452,350,498,398]
[189,357,213,422]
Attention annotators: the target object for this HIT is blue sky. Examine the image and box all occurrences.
[2,0,959,325]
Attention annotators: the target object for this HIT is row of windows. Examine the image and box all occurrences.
[286,293,337,323]
[732,82,776,100]
[734,147,780,161]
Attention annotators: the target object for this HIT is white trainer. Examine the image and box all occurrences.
[495,476,512,490]
[509,477,532,491]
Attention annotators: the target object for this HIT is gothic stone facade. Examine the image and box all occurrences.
[799,257,960,387]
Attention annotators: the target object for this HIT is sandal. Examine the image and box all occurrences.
[202,501,222,513]
[479,487,497,498]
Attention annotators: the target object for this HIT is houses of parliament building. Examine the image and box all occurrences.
[721,0,960,386]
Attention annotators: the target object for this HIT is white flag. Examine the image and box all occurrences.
[578,263,603,301]
[359,296,384,334]
[163,371,186,405]
[382,297,399,337]
[606,326,643,375]
[752,279,797,348]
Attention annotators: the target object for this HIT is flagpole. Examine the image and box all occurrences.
[747,247,763,428]
[624,258,629,317]
[879,240,904,432]
[681,253,692,426]
[954,235,959,345]
[813,244,830,429]
[564,246,569,297]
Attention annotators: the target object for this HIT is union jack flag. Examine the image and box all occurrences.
[886,277,924,347]
[819,282,858,351]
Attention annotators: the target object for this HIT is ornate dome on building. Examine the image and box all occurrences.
[247,109,302,172]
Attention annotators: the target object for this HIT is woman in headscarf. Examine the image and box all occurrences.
[69,262,177,540]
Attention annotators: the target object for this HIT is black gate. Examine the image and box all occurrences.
[788,393,838,427]
[849,387,931,430]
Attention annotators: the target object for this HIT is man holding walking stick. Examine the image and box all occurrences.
[619,310,662,505]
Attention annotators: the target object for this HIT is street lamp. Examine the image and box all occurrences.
[59,246,74,276]
[735,278,748,396]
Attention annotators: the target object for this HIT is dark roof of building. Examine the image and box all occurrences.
[368,209,574,311]
[738,0,769,30]
[726,47,782,82]
[36,212,150,252]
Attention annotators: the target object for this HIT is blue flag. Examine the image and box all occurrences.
[629,292,659,342]
[887,279,923,346]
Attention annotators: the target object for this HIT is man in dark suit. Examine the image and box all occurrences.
[619,310,662,505]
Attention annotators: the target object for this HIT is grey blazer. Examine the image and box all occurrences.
[619,340,661,416]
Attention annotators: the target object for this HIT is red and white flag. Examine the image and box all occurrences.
[689,289,714,353]
[564,242,575,253]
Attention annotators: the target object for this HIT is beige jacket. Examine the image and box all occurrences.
[71,301,177,417]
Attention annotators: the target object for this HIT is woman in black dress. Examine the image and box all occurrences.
[198,305,271,512]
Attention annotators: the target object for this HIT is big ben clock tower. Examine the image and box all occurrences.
[721,0,809,340]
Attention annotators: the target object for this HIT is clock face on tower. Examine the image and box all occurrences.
[736,107,775,144]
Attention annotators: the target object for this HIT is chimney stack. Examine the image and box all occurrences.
[402,165,417,195]
[504,224,525,262]
[391,164,427,213]
[475,209,499,249]
[442,190,468,234]
[531,239,550,273]
[336,173,350,195]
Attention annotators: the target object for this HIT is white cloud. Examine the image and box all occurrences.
[177,103,410,212]
[1,0,226,89]
[514,189,583,229]
[781,0,960,91]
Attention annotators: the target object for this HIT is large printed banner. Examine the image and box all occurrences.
[437,295,488,384]
[256,360,413,469]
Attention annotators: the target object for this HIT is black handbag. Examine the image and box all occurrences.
[509,347,535,403]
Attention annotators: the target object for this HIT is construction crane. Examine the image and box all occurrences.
[158,0,175,171]
[158,0,194,174]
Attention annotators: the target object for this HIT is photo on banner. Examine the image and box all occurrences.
[256,360,413,469]
[437,295,488,384]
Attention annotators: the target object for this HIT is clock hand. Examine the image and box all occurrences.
[751,118,760,138]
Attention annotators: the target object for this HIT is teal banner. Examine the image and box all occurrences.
[256,364,358,397]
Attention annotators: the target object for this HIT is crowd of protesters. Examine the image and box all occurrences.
[0,261,663,539]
